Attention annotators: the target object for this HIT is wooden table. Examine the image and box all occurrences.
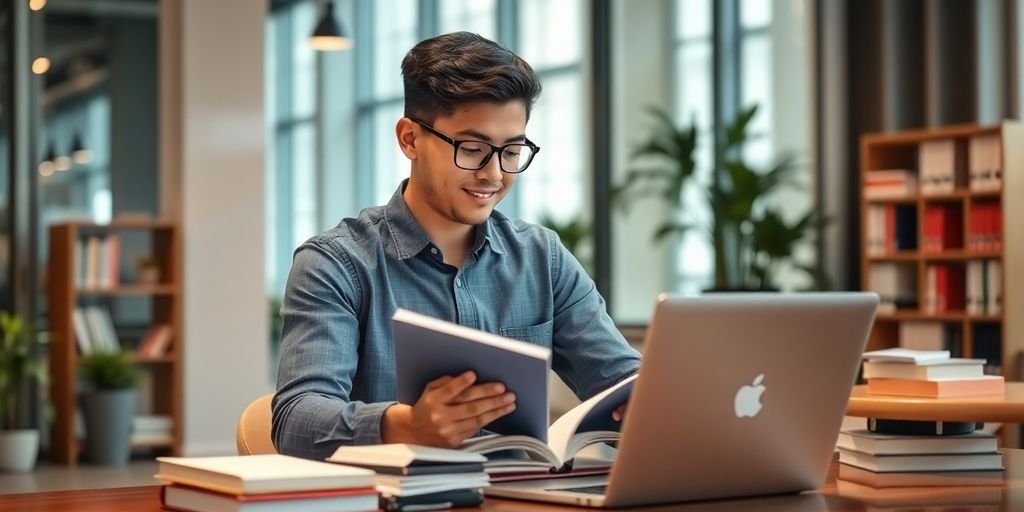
[5,450,1024,512]
[847,382,1024,422]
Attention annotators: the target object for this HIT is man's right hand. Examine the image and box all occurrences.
[381,371,516,448]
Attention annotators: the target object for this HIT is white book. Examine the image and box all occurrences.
[838,429,999,456]
[72,308,93,355]
[327,443,486,469]
[862,348,950,363]
[966,260,981,315]
[161,484,379,512]
[862,359,986,380]
[838,448,1003,473]
[987,260,1002,315]
[155,454,376,495]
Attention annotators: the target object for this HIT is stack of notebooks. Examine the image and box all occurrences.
[155,454,378,512]
[861,348,1004,398]
[327,444,489,511]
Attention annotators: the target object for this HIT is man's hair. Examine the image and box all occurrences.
[401,32,542,123]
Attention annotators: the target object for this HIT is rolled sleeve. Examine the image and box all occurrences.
[272,243,389,460]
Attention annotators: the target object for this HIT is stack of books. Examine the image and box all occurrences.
[327,444,489,511]
[155,454,378,512]
[862,348,1005,398]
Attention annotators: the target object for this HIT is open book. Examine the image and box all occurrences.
[460,374,636,474]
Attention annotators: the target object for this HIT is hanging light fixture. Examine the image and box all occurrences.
[71,132,93,164]
[38,146,56,176]
[54,141,72,171]
[309,1,352,51]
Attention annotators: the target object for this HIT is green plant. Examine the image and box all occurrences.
[79,351,138,391]
[0,312,45,430]
[613,105,824,291]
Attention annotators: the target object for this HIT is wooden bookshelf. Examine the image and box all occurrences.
[47,220,183,465]
[860,122,1022,443]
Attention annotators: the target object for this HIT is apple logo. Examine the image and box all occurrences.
[734,373,766,418]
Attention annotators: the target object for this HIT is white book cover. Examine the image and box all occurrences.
[863,359,986,380]
[72,308,93,355]
[155,454,376,495]
[987,260,1002,315]
[327,444,486,468]
[863,348,950,363]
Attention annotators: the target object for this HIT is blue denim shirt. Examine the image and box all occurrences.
[272,182,641,460]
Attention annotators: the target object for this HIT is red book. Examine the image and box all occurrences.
[993,202,1003,252]
[968,203,981,251]
[923,207,938,253]
[947,264,966,311]
[935,265,948,312]
[942,205,963,250]
[160,484,379,512]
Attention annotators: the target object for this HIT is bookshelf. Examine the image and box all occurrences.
[47,220,182,465]
[860,121,1021,380]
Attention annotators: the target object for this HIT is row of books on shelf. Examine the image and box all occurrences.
[864,134,1003,199]
[865,204,916,256]
[76,235,121,289]
[966,202,1003,252]
[72,306,172,358]
[868,261,1002,316]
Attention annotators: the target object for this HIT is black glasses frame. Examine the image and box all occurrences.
[411,118,540,174]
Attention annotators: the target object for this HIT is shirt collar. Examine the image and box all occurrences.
[384,180,506,261]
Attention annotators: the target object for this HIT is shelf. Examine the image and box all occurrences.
[868,252,918,262]
[921,250,1001,261]
[76,284,177,296]
[864,195,918,204]
[64,219,177,231]
[876,311,969,322]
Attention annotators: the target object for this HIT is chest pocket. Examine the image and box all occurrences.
[499,319,554,347]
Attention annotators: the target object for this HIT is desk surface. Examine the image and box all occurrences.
[5,450,1024,511]
[847,382,1024,422]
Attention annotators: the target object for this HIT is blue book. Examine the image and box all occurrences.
[393,309,553,440]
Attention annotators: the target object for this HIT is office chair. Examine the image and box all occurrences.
[235,394,277,455]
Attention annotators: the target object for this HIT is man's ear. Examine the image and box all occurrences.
[396,118,418,160]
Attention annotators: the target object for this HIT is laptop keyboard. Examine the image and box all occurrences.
[551,484,607,495]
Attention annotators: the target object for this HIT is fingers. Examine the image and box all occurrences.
[448,391,516,422]
[427,371,477,402]
[452,382,506,404]
[612,403,627,422]
[448,400,518,438]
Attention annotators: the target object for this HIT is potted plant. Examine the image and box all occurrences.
[79,350,138,465]
[0,312,45,472]
[613,105,825,291]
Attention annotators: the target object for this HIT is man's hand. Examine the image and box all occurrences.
[381,371,516,448]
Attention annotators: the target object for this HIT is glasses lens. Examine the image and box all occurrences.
[455,141,491,169]
[501,145,535,173]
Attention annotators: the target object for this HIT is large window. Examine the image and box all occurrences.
[267,1,319,296]
[672,0,814,293]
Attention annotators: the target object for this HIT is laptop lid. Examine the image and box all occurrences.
[487,292,876,508]
[603,292,877,507]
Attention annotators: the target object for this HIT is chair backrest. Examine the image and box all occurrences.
[236,394,277,455]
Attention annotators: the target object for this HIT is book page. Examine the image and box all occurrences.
[546,374,637,464]
[459,434,561,468]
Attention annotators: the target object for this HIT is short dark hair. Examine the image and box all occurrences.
[401,32,542,123]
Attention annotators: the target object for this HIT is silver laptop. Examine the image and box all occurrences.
[487,292,878,508]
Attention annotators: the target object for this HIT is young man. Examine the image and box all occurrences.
[272,32,640,460]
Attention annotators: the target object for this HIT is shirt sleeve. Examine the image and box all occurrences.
[271,242,396,460]
[547,231,642,401]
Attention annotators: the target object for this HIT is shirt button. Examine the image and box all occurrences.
[455,278,462,288]
[430,247,438,255]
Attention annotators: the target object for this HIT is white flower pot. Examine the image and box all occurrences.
[0,429,39,473]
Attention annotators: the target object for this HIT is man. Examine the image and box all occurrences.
[272,32,640,460]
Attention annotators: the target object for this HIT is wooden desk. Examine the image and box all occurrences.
[5,450,1024,511]
[847,382,1024,422]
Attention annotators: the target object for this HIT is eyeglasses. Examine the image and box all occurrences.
[411,118,540,174]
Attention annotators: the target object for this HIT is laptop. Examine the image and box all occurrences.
[486,292,878,508]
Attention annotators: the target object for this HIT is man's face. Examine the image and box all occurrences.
[408,101,528,226]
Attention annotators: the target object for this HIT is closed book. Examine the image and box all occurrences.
[862,359,985,380]
[373,472,490,498]
[837,448,1003,472]
[155,454,376,495]
[867,376,1005,398]
[381,488,484,512]
[160,484,379,512]
[862,348,950,364]
[327,444,486,476]
[838,463,1004,488]
[837,429,998,455]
